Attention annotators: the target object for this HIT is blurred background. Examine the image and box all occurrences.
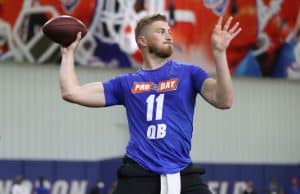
[0,0,299,194]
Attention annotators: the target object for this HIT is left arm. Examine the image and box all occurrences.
[201,16,242,109]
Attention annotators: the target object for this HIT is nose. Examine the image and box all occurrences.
[165,32,172,41]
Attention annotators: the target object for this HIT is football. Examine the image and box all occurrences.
[42,15,87,47]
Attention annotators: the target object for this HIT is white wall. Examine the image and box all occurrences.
[192,78,300,164]
[0,62,299,163]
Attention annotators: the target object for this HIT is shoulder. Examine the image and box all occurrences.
[108,72,134,82]
[169,60,190,68]
[169,60,207,73]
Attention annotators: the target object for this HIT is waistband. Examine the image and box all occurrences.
[119,156,205,177]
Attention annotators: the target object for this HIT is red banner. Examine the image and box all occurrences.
[0,0,299,79]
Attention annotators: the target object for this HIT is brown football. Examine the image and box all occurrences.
[42,15,87,47]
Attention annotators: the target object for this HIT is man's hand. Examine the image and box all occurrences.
[60,32,82,55]
[211,16,241,53]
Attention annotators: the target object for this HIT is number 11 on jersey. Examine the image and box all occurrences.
[146,94,164,121]
[146,94,167,139]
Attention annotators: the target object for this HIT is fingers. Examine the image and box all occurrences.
[217,16,242,37]
[214,16,234,32]
[60,46,67,53]
[223,16,233,31]
[76,32,82,42]
[217,16,223,26]
[69,32,81,47]
[231,26,242,38]
[214,16,223,31]
[60,32,82,52]
[229,22,239,34]
[228,21,242,38]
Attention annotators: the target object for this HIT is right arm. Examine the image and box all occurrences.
[60,33,106,107]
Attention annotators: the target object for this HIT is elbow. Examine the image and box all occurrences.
[216,97,233,109]
[61,92,76,103]
[60,85,79,103]
[218,101,233,109]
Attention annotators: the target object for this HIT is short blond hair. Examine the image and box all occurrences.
[135,14,168,41]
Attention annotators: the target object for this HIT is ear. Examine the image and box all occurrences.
[137,36,147,48]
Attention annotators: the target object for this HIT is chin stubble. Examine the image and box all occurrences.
[148,45,173,58]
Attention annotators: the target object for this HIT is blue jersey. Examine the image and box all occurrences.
[103,60,208,174]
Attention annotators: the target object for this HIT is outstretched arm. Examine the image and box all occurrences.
[60,33,106,107]
[201,16,241,109]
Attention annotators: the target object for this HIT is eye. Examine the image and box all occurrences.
[158,29,165,34]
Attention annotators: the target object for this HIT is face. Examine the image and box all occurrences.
[144,21,173,58]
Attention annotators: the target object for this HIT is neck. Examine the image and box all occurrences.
[141,53,168,70]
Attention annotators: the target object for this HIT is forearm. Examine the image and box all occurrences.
[213,51,233,107]
[59,50,79,97]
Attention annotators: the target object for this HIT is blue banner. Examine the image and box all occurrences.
[1,158,299,194]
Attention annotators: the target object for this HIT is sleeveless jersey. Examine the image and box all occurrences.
[103,60,208,174]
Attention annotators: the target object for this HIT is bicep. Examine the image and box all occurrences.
[64,82,106,107]
[200,78,218,106]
